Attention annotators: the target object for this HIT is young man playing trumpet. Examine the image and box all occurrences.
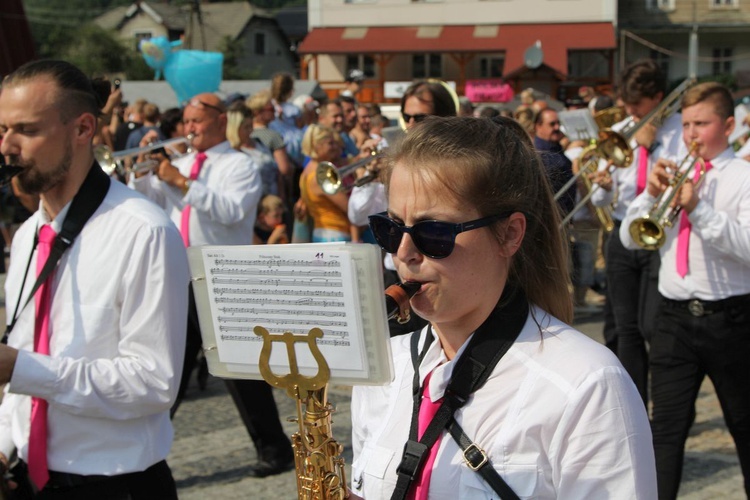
[620,82,750,500]
[589,59,685,405]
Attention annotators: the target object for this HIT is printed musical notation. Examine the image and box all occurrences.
[203,247,365,373]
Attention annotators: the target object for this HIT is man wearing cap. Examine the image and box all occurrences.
[340,69,364,98]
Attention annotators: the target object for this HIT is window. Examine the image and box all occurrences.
[568,50,610,79]
[412,54,442,79]
[346,55,376,78]
[134,30,152,50]
[713,47,733,75]
[646,0,674,9]
[479,57,505,78]
[254,33,266,56]
[650,49,670,78]
[711,0,737,6]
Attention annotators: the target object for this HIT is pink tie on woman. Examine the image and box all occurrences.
[180,152,207,247]
[28,224,57,490]
[675,160,713,278]
[636,145,649,196]
[410,372,443,500]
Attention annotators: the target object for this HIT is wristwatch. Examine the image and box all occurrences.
[182,179,192,195]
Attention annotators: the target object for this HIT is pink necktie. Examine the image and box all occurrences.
[28,224,57,490]
[410,372,443,500]
[676,161,713,278]
[180,152,207,247]
[636,145,649,196]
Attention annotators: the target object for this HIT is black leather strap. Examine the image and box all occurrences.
[390,287,528,500]
[447,419,521,500]
[3,163,110,342]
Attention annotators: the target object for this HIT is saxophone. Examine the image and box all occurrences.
[292,385,348,500]
[255,282,419,499]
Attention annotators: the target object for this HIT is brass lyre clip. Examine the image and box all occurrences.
[254,326,330,398]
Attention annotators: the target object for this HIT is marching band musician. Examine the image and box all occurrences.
[589,59,686,405]
[0,60,189,498]
[620,82,750,500]
[350,116,655,499]
[132,94,295,478]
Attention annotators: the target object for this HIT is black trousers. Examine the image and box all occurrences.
[605,226,660,405]
[9,460,176,500]
[171,287,292,463]
[651,295,750,500]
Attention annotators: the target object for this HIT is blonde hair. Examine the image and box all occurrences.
[301,124,343,160]
[259,194,285,215]
[246,89,273,114]
[225,101,253,149]
[387,116,573,323]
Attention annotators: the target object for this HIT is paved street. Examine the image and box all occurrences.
[0,274,745,498]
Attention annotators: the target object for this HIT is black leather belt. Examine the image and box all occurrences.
[662,294,750,317]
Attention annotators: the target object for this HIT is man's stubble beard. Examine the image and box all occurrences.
[15,141,73,195]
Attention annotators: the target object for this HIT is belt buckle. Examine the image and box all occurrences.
[688,299,705,317]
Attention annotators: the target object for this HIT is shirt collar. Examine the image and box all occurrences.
[38,199,72,234]
[419,327,475,403]
[704,146,736,171]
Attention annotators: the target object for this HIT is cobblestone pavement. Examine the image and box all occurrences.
[0,275,744,498]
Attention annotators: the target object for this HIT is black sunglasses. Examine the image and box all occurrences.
[368,211,512,259]
[401,112,429,124]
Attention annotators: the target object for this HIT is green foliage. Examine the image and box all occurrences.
[218,35,261,80]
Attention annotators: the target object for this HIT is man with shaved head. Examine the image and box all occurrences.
[132,93,294,478]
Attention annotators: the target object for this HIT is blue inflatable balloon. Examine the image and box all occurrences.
[139,36,181,80]
[164,50,224,104]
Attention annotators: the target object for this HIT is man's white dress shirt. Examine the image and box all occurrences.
[351,307,656,499]
[620,147,750,301]
[0,180,189,475]
[133,141,262,246]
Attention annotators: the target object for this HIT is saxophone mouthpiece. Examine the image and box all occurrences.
[385,281,420,325]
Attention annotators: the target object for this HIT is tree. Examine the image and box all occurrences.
[218,35,261,80]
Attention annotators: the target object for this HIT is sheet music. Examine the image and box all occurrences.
[204,247,366,377]
[558,108,599,141]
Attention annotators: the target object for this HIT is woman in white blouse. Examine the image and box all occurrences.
[351,116,656,499]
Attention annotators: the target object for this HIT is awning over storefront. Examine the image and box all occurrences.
[298,22,615,76]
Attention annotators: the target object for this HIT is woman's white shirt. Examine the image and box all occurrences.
[351,307,656,499]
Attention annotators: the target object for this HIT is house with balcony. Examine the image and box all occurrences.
[619,0,750,88]
[297,0,618,103]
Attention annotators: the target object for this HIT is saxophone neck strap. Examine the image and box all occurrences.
[3,163,110,343]
[389,286,528,500]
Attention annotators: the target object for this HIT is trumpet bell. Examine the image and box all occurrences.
[316,161,341,195]
[597,130,633,168]
[94,145,121,177]
[629,215,665,250]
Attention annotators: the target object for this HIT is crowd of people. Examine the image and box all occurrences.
[0,57,749,499]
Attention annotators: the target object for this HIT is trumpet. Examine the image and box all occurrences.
[316,151,383,195]
[95,135,194,178]
[628,142,706,250]
[558,78,695,229]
